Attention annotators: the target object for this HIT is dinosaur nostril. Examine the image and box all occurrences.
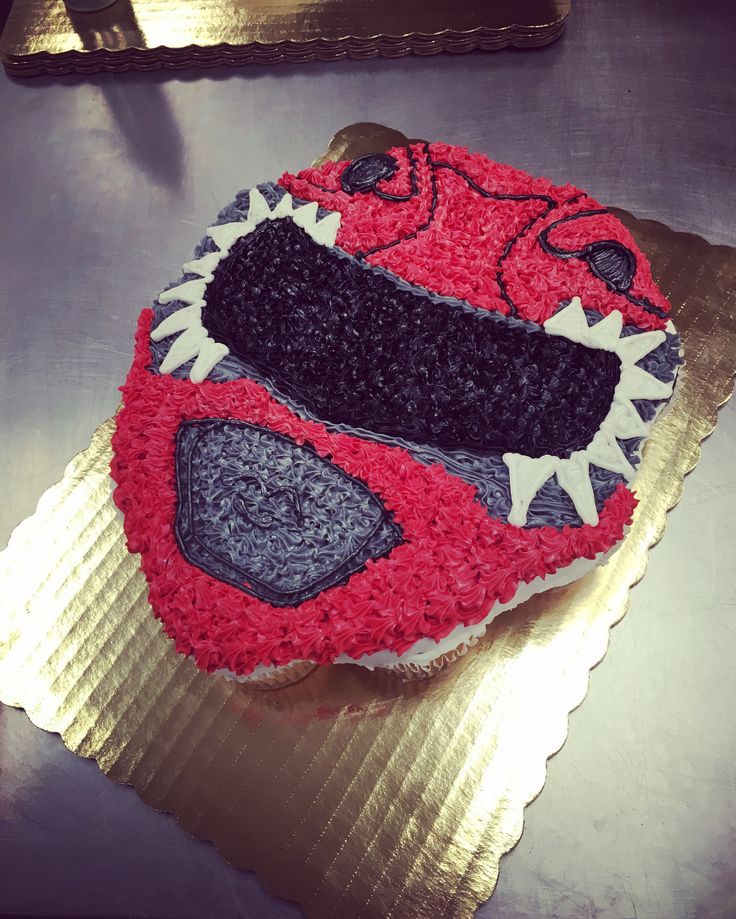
[583,241,637,292]
[340,153,398,195]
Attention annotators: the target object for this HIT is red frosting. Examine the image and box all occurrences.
[280,142,670,331]
[111,311,637,676]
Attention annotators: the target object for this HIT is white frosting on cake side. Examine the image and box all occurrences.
[336,547,613,670]
[217,547,611,681]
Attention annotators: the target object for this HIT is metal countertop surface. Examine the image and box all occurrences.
[1,1,735,917]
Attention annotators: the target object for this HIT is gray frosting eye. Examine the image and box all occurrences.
[340,153,398,195]
[174,418,402,607]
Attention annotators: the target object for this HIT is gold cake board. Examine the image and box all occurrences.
[1,125,735,918]
[0,0,570,77]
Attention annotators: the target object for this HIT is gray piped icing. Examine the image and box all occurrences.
[175,419,402,606]
[150,183,682,529]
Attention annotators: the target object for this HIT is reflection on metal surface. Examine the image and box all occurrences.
[1,123,735,919]
[0,0,570,76]
[65,0,145,52]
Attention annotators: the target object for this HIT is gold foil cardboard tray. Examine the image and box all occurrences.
[0,0,570,77]
[1,125,735,918]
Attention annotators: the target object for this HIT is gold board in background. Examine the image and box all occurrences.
[1,123,735,919]
[0,0,570,77]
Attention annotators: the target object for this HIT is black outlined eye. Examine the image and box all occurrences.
[539,209,667,319]
[579,240,637,292]
[340,153,398,195]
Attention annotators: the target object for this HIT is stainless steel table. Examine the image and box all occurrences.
[1,2,735,917]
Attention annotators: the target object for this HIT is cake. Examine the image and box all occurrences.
[111,142,682,686]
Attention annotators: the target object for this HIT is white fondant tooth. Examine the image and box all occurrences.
[555,454,599,526]
[585,430,636,480]
[207,222,253,251]
[190,340,230,383]
[602,399,649,440]
[248,188,272,224]
[159,326,208,374]
[504,296,676,522]
[543,297,589,343]
[615,329,667,365]
[503,453,557,527]
[182,251,222,278]
[292,200,319,231]
[587,310,623,350]
[311,210,341,247]
[158,278,207,306]
[150,304,203,342]
[270,193,294,218]
[618,365,673,400]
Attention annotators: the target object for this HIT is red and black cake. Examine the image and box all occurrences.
[111,142,682,685]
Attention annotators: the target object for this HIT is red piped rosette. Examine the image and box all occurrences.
[111,310,637,679]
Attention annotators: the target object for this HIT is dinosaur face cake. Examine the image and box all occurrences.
[111,142,682,685]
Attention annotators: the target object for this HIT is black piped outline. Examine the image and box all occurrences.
[308,145,419,202]
[226,475,305,529]
[340,152,399,196]
[370,146,419,202]
[300,147,558,315]
[301,148,668,321]
[538,210,669,320]
[431,160,557,316]
[354,144,435,259]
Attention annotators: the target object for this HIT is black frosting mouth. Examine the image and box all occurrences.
[201,219,621,460]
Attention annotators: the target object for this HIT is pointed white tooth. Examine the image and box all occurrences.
[291,200,319,231]
[543,297,589,343]
[159,326,208,375]
[151,304,203,342]
[190,340,230,383]
[270,193,295,218]
[158,278,207,306]
[555,454,599,526]
[503,453,557,527]
[615,329,666,365]
[602,398,649,440]
[207,221,253,252]
[182,251,222,278]
[585,430,636,480]
[310,210,341,247]
[586,310,623,350]
[248,187,272,224]
[618,365,673,401]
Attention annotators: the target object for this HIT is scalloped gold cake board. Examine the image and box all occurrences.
[0,0,570,77]
[1,125,735,919]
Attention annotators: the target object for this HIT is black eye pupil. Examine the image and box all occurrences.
[584,241,636,292]
[341,153,398,195]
